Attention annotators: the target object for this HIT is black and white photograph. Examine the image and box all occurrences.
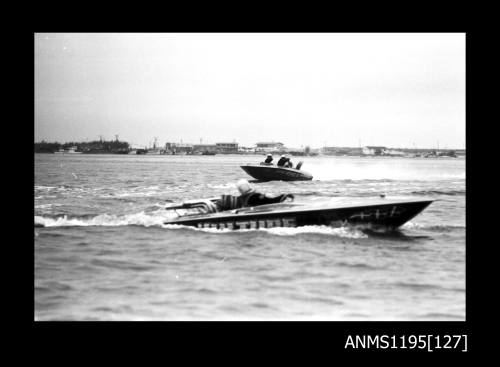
[34,33,465,322]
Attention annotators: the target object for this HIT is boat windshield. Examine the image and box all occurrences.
[171,206,211,217]
[165,199,219,216]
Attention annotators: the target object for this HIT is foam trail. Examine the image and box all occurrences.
[402,221,465,230]
[306,160,465,181]
[34,211,177,228]
[163,224,368,238]
[264,225,368,238]
[34,213,368,238]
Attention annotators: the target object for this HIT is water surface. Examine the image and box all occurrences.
[35,154,465,320]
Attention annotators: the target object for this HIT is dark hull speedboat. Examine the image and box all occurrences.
[164,196,433,231]
[240,164,313,181]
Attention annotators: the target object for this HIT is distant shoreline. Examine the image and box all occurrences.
[34,140,464,158]
[34,152,465,158]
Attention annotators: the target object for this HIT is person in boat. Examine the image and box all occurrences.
[230,179,293,208]
[263,154,273,164]
[284,155,294,168]
[277,155,287,167]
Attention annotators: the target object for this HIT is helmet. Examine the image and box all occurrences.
[236,179,254,195]
[266,153,272,157]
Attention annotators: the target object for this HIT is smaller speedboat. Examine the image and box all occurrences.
[240,162,313,181]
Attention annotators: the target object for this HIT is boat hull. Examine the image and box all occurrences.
[164,199,432,231]
[240,165,313,181]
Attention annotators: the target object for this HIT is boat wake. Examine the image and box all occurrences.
[34,211,176,228]
[402,222,465,231]
[264,225,368,238]
[307,162,465,181]
[34,212,369,238]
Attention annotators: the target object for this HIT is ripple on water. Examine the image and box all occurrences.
[391,282,455,292]
[35,154,465,320]
[416,312,464,320]
[334,261,381,270]
[89,258,156,272]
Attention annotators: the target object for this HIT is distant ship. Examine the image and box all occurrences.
[54,146,82,154]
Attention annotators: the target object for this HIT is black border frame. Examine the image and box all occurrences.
[29,29,472,356]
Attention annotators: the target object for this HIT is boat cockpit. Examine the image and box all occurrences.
[165,193,295,216]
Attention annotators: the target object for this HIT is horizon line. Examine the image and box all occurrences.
[34,139,466,150]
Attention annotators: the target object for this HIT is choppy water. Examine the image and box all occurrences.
[34,154,465,320]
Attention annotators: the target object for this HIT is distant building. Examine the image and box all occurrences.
[255,142,284,153]
[165,142,193,154]
[322,147,363,156]
[193,144,218,153]
[362,146,387,156]
[216,142,239,153]
[383,149,405,156]
[238,146,255,153]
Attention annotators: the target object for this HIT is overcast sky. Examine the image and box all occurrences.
[35,33,465,149]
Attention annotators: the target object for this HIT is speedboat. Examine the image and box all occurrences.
[163,194,433,231]
[240,162,313,181]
